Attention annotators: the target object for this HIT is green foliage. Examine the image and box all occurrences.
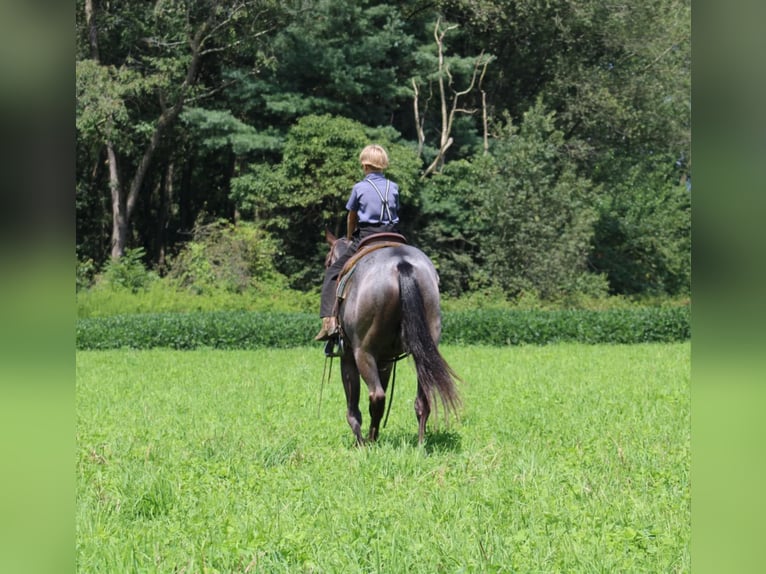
[76,257,97,292]
[180,107,282,154]
[442,306,690,346]
[100,248,156,293]
[255,1,417,127]
[477,101,602,300]
[167,219,283,294]
[76,0,691,302]
[416,159,490,295]
[76,305,689,350]
[592,158,691,295]
[441,0,691,175]
[76,59,136,149]
[77,312,317,350]
[237,114,370,220]
[231,114,369,287]
[77,280,316,318]
[77,344,689,572]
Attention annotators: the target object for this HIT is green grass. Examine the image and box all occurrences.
[76,282,319,318]
[76,344,690,573]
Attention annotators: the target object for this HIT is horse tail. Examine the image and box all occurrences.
[397,260,461,417]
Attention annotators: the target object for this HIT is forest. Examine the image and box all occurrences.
[76,0,691,303]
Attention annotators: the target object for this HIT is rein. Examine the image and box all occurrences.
[381,352,409,428]
[318,353,333,419]
[317,336,343,419]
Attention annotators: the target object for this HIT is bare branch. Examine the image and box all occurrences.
[422,137,453,179]
[478,57,491,154]
[640,36,686,74]
[434,17,450,172]
[203,2,249,45]
[412,78,425,158]
[184,78,239,104]
[200,40,243,56]
[418,18,493,178]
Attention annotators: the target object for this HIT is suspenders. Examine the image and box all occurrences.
[365,177,393,224]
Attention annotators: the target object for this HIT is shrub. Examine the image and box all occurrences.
[441,306,690,345]
[76,257,97,292]
[99,248,156,293]
[167,219,283,294]
[77,312,318,350]
[591,157,691,295]
[76,306,689,350]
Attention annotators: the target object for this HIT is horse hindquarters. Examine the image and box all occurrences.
[396,261,460,443]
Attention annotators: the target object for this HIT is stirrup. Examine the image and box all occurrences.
[324,336,343,357]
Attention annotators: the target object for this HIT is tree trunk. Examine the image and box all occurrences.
[97,5,210,259]
[107,143,128,259]
[86,0,129,260]
[156,161,174,270]
[84,0,99,60]
[434,19,452,173]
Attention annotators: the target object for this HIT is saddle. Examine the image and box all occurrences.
[335,232,407,300]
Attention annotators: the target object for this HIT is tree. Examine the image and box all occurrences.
[75,0,691,300]
[437,0,691,179]
[590,158,691,295]
[416,159,490,296]
[76,0,284,260]
[248,0,418,130]
[476,100,604,300]
[411,16,493,178]
[435,0,690,299]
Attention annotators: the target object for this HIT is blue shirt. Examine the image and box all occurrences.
[345,172,400,225]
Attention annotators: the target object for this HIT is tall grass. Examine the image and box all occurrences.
[77,344,689,573]
[76,282,318,318]
[76,279,690,319]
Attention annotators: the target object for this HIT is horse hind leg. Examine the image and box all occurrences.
[340,356,364,445]
[414,384,431,445]
[355,352,387,442]
[367,363,393,442]
[368,394,384,442]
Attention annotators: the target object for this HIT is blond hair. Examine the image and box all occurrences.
[359,144,389,171]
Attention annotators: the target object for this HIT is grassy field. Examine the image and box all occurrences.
[76,343,689,573]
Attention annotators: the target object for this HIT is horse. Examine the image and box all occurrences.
[323,230,461,446]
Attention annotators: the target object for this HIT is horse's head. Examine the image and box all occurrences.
[323,229,352,268]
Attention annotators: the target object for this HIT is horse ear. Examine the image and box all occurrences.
[325,228,337,244]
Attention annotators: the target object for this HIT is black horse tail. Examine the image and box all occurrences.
[397,260,461,417]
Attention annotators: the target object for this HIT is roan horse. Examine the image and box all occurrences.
[323,230,461,445]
